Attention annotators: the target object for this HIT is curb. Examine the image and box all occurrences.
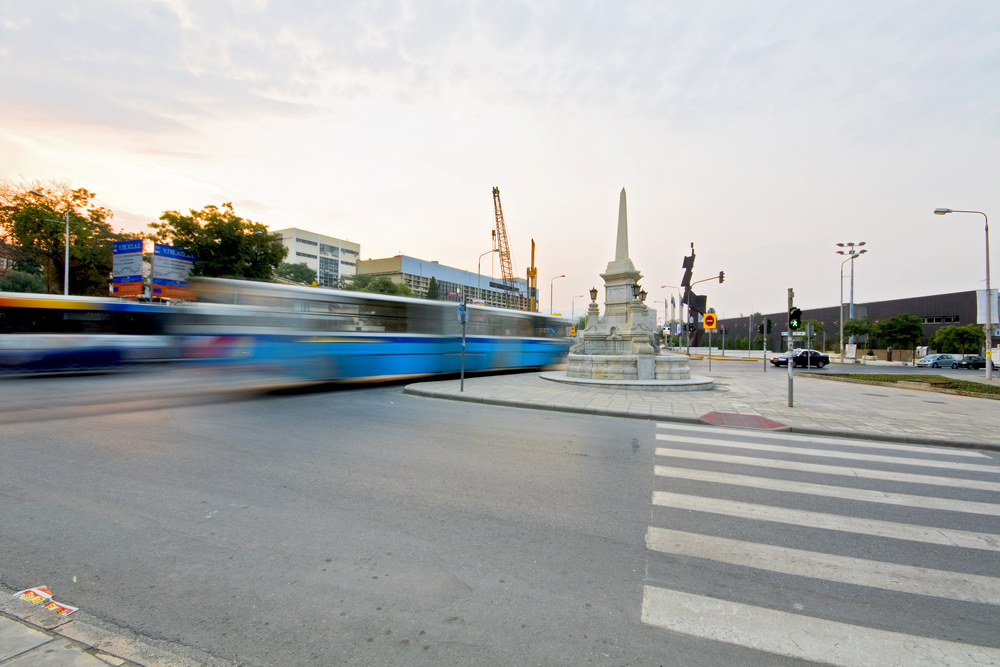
[402,385,1000,453]
[799,372,1000,401]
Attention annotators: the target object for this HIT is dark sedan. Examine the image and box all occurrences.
[770,349,830,368]
[958,355,995,370]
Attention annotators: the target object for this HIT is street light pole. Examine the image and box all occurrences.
[836,243,867,344]
[478,248,498,298]
[571,295,584,320]
[935,208,992,380]
[550,275,565,315]
[29,190,70,296]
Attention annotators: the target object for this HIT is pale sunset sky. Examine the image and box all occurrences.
[1,1,997,318]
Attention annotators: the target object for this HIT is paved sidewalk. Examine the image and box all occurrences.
[405,361,1000,450]
[0,589,233,667]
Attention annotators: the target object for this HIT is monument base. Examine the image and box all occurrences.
[566,352,694,381]
[540,371,714,392]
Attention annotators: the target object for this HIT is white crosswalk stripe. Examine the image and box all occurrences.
[644,425,1000,665]
[654,465,1000,515]
[656,433,1000,473]
[655,447,1000,492]
[655,422,993,458]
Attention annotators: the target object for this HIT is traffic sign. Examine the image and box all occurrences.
[703,313,717,330]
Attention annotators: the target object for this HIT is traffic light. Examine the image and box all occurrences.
[758,324,764,334]
[718,271,725,284]
[724,326,729,334]
[766,319,773,334]
[789,308,802,330]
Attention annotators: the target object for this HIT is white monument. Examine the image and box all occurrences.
[544,189,712,391]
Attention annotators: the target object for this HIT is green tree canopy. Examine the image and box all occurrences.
[275,262,317,285]
[1,180,140,295]
[872,313,925,350]
[426,276,439,300]
[929,324,984,354]
[343,274,413,297]
[148,203,286,280]
[0,270,45,293]
[802,319,824,335]
[843,317,872,342]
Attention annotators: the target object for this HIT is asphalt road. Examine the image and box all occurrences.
[2,371,998,666]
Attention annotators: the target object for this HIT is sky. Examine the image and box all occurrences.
[2,0,998,320]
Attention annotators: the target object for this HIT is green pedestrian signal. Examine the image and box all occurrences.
[789,308,802,330]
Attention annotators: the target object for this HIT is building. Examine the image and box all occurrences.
[272,228,360,288]
[356,254,533,309]
[714,289,995,351]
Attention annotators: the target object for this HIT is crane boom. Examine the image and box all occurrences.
[492,187,516,309]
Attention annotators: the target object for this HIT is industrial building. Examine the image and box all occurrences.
[714,289,998,351]
[271,228,360,288]
[356,254,532,309]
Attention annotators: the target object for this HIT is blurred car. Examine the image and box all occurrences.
[770,349,830,368]
[915,354,957,368]
[957,355,994,370]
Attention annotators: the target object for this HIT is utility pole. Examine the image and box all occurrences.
[787,288,794,407]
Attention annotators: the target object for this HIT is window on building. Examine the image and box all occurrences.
[320,243,340,256]
[296,251,317,259]
[296,238,318,246]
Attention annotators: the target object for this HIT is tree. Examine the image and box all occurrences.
[843,317,872,346]
[147,203,287,280]
[929,324,984,354]
[275,262,317,285]
[426,276,439,300]
[0,270,44,293]
[343,274,413,297]
[1,180,139,295]
[872,313,925,351]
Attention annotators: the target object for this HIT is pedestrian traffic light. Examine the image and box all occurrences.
[766,319,773,334]
[789,308,802,330]
[718,271,725,284]
[724,326,729,334]
[758,324,764,334]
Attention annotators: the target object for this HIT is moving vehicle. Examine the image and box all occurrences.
[957,355,994,370]
[915,354,957,368]
[1,279,574,379]
[770,349,830,368]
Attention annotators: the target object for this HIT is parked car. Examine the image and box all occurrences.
[770,349,830,368]
[957,355,995,370]
[915,354,957,368]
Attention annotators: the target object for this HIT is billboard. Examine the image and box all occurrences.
[976,289,999,325]
[112,239,144,296]
[152,244,197,300]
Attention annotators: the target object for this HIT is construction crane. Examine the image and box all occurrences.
[492,187,516,309]
[527,239,537,312]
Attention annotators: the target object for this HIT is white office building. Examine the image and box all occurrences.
[272,228,360,288]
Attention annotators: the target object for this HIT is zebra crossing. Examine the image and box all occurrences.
[642,422,1000,666]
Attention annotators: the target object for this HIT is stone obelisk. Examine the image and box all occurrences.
[600,188,641,324]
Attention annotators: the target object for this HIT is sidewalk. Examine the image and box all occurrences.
[404,361,1000,450]
[0,589,233,667]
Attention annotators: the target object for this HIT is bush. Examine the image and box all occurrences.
[0,270,45,293]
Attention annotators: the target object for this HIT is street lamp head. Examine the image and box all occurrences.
[638,289,647,302]
[857,249,867,255]
[857,242,866,246]
[29,190,44,197]
[934,208,952,215]
[589,287,598,302]
[836,243,845,247]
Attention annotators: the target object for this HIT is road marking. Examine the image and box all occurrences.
[654,447,1000,493]
[651,491,1000,551]
[655,422,991,458]
[646,527,1000,605]
[641,585,1000,666]
[654,465,1000,516]
[655,434,1000,474]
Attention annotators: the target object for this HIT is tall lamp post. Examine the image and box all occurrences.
[550,274,565,315]
[935,208,992,380]
[477,248,498,296]
[836,249,866,360]
[570,295,584,320]
[29,190,70,296]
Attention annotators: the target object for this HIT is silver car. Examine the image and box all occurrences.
[915,354,957,368]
